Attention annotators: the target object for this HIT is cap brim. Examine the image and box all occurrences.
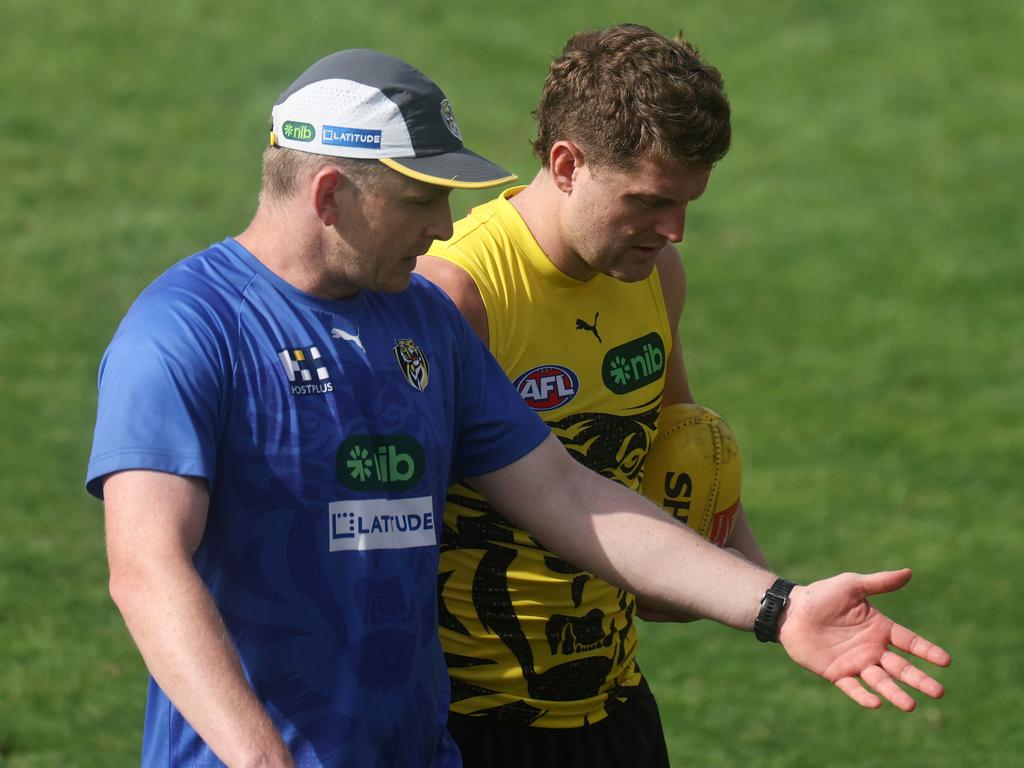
[379,147,517,189]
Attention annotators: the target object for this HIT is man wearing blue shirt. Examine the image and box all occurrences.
[88,49,950,768]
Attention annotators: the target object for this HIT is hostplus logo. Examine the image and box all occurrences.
[602,333,665,394]
[278,346,333,395]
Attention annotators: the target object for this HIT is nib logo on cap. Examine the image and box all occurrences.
[282,121,315,142]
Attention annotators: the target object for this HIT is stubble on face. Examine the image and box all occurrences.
[562,156,711,283]
[329,168,453,295]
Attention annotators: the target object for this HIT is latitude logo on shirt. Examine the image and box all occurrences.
[278,346,334,395]
[328,496,435,552]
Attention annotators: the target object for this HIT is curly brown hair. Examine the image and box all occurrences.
[532,24,731,170]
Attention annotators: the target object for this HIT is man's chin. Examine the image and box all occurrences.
[380,270,415,294]
[608,257,658,283]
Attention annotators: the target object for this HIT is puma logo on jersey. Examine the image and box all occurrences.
[332,327,365,354]
[575,313,602,343]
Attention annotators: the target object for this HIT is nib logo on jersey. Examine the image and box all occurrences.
[278,346,333,395]
[329,435,434,552]
[513,365,580,411]
[602,333,665,394]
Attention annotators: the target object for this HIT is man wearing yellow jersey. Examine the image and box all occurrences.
[416,24,769,767]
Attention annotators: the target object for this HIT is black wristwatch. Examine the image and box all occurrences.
[754,578,797,643]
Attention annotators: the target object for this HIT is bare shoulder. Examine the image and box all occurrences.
[415,255,489,344]
[654,245,688,325]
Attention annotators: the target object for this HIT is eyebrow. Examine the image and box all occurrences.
[632,193,677,206]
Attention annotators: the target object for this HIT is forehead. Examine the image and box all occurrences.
[595,155,712,202]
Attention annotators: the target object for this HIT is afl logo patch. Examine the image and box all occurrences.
[512,365,579,411]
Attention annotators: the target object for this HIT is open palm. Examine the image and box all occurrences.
[778,569,951,711]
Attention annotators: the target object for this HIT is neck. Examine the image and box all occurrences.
[509,171,596,282]
[236,204,358,300]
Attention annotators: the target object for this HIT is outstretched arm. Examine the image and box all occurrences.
[471,434,950,710]
[104,470,294,767]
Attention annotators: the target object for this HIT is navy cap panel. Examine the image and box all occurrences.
[275,49,410,104]
[383,87,463,155]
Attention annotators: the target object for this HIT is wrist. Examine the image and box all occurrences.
[754,577,797,642]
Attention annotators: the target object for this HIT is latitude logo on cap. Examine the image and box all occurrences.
[322,125,383,149]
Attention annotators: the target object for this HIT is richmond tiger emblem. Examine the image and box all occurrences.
[394,338,430,391]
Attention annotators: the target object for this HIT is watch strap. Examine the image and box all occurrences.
[754,577,797,643]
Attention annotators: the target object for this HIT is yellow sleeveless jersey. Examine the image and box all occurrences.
[428,187,672,727]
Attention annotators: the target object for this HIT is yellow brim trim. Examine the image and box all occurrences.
[379,157,517,189]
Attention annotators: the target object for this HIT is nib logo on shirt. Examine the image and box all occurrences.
[601,333,665,394]
[279,346,334,395]
[336,434,425,491]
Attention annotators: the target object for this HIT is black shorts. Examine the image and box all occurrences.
[446,678,671,768]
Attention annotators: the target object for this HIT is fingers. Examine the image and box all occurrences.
[890,622,952,667]
[833,676,881,709]
[835,651,946,712]
[860,664,917,712]
[880,650,945,700]
[856,568,913,597]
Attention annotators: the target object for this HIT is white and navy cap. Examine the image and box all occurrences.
[270,49,516,189]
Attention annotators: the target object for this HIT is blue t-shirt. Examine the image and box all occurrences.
[87,238,549,767]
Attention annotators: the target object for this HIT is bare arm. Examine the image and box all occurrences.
[471,435,950,710]
[725,505,770,568]
[415,255,489,345]
[472,433,774,628]
[656,246,770,568]
[104,471,293,768]
[655,246,695,406]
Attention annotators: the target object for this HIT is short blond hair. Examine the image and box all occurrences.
[259,146,390,202]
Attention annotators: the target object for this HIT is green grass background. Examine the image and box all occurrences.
[2,0,1021,765]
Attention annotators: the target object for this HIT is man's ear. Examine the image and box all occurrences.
[549,140,585,194]
[311,166,345,227]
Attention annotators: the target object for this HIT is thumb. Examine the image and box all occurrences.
[856,568,913,597]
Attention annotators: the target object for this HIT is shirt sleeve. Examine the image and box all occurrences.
[85,290,231,499]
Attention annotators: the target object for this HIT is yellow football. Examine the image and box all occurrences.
[641,403,742,547]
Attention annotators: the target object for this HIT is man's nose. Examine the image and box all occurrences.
[425,203,454,242]
[654,208,686,243]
